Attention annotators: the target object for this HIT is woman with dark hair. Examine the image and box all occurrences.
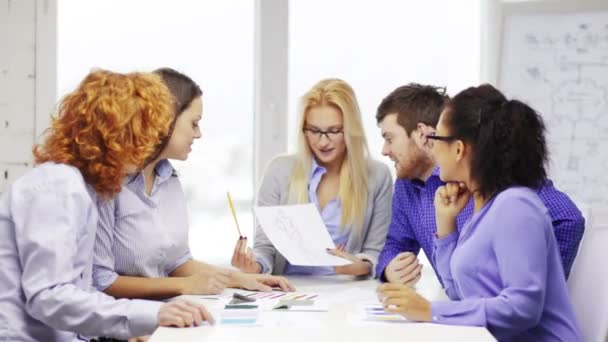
[378,84,582,341]
[92,68,294,301]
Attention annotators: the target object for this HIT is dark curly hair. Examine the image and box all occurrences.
[376,83,449,136]
[444,84,548,198]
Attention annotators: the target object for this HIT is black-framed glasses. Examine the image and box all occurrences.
[303,127,344,141]
[426,132,457,142]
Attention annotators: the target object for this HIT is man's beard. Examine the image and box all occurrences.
[396,143,434,180]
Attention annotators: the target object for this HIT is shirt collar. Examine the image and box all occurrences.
[411,166,441,190]
[308,158,329,204]
[431,166,440,177]
[309,158,326,180]
[154,159,176,182]
[125,159,176,188]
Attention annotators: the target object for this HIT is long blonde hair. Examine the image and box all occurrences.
[288,79,369,229]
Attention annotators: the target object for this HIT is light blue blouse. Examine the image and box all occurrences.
[0,162,161,342]
[93,160,192,291]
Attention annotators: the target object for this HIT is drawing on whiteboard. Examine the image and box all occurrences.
[501,12,608,205]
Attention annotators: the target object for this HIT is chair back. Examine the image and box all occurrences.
[568,207,608,342]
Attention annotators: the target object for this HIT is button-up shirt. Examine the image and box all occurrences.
[93,160,191,290]
[0,162,160,342]
[377,167,585,281]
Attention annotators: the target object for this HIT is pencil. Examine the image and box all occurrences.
[227,192,243,237]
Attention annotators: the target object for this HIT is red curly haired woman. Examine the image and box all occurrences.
[0,70,214,342]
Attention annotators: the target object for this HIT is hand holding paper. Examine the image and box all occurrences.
[326,248,373,276]
[254,203,352,266]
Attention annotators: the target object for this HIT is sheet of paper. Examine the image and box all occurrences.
[350,303,410,325]
[216,302,261,326]
[254,203,352,266]
[257,311,325,327]
[270,299,329,312]
[322,287,378,306]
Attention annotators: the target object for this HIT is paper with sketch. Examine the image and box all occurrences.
[254,203,352,266]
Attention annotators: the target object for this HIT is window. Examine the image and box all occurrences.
[57,0,481,267]
[57,0,254,265]
[288,0,481,163]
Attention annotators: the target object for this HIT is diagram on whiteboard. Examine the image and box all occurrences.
[500,12,608,205]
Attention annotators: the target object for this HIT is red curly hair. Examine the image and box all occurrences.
[33,69,173,198]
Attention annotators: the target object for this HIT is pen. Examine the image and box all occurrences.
[227,192,243,237]
[233,292,256,302]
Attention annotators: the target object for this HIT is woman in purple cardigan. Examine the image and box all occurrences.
[378,84,582,342]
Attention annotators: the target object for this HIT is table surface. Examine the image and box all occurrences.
[149,266,496,342]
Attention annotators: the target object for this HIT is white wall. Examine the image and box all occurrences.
[0,0,55,194]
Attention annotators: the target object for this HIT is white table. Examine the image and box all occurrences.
[149,267,495,342]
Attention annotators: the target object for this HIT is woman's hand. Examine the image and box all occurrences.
[232,272,296,292]
[434,182,470,237]
[376,283,431,322]
[180,268,230,295]
[231,237,262,273]
[327,248,372,276]
[157,299,215,327]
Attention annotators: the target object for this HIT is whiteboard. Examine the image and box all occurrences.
[498,6,608,206]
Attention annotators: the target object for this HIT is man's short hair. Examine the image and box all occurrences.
[376,83,449,136]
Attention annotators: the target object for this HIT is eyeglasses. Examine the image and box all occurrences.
[426,132,457,142]
[303,127,344,141]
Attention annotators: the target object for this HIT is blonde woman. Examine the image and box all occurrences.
[231,79,393,277]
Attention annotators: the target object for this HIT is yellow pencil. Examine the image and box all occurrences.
[227,192,243,237]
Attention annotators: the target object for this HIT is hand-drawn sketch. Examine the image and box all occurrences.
[273,208,319,264]
[254,204,351,266]
[501,12,608,205]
